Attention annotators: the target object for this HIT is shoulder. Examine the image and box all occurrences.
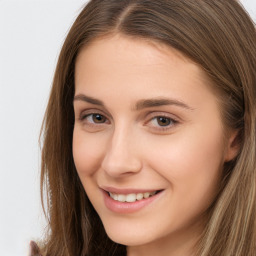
[29,241,42,256]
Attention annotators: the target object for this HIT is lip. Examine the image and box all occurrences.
[102,188,164,214]
[102,186,160,194]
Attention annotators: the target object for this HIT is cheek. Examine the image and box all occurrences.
[72,128,105,177]
[146,124,225,205]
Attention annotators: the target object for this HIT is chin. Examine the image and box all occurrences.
[107,233,150,247]
[103,223,155,247]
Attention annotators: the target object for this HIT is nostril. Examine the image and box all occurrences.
[101,151,142,177]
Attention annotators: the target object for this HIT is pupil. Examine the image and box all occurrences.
[157,117,170,126]
[93,114,105,123]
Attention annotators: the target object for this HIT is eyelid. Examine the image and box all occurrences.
[144,112,180,131]
[145,111,179,122]
[78,108,110,122]
[73,102,112,120]
[83,113,108,124]
[77,111,111,133]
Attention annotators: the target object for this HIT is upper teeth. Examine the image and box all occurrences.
[109,191,157,203]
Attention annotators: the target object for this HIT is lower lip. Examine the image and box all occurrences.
[102,190,163,214]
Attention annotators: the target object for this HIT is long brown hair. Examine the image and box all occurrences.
[39,1,256,255]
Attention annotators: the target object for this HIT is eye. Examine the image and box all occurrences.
[91,114,106,123]
[153,116,172,126]
[146,114,179,132]
[82,113,108,124]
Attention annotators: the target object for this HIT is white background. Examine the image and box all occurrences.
[0,1,255,255]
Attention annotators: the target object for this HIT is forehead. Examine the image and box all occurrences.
[76,33,188,65]
[75,34,210,86]
[74,34,218,111]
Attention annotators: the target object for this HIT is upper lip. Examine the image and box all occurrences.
[101,186,163,194]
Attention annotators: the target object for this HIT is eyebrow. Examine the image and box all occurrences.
[73,94,105,106]
[73,94,193,111]
[134,98,193,111]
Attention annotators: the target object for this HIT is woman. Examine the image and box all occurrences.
[33,0,256,255]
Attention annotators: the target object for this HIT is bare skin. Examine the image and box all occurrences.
[73,34,238,256]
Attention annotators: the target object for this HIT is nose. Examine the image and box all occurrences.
[101,125,142,178]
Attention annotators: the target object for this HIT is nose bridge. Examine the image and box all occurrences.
[101,122,141,177]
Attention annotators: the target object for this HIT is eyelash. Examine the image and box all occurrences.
[79,111,179,132]
[79,112,109,125]
[147,115,178,131]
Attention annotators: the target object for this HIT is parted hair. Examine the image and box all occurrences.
[39,0,256,255]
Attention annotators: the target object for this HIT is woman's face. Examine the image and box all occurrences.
[73,34,237,253]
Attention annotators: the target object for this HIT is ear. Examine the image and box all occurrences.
[224,130,241,162]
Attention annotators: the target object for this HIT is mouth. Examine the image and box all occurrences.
[107,190,161,203]
[102,188,164,213]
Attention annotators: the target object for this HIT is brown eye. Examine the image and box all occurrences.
[92,114,106,123]
[147,115,178,131]
[80,113,108,124]
[156,117,172,126]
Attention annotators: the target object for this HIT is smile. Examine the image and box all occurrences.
[102,188,163,213]
[109,191,157,202]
